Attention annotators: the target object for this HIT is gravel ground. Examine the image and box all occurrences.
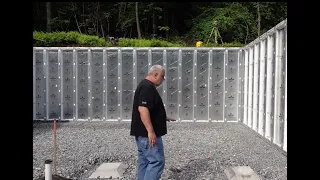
[33,121,287,180]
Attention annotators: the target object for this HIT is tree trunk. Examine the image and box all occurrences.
[130,26,132,38]
[241,16,249,44]
[101,21,105,40]
[46,2,52,32]
[116,3,122,29]
[245,21,249,44]
[146,15,150,36]
[152,13,156,37]
[107,17,110,36]
[82,2,87,34]
[257,2,260,37]
[74,14,82,34]
[171,11,174,36]
[96,3,100,36]
[164,2,169,40]
[135,2,142,39]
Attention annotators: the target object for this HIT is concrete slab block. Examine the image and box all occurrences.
[224,166,260,180]
[89,162,128,179]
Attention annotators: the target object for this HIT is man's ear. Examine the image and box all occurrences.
[154,72,158,77]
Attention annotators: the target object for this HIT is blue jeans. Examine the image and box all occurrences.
[135,136,165,180]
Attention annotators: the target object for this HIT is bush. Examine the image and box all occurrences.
[201,42,245,47]
[168,36,188,47]
[33,31,244,47]
[33,31,111,47]
[76,34,106,46]
[118,38,183,47]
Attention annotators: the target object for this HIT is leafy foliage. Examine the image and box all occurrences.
[33,31,244,47]
[33,31,110,47]
[118,38,182,47]
[33,2,286,46]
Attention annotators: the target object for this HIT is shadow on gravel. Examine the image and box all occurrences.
[33,120,70,134]
[168,157,222,180]
[35,174,72,180]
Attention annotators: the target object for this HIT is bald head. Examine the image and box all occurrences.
[146,65,165,86]
[148,65,164,75]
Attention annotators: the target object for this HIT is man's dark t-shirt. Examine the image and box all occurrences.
[130,79,167,137]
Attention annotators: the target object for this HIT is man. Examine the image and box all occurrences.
[130,65,176,180]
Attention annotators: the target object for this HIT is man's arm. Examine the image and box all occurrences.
[138,106,156,147]
[138,106,154,133]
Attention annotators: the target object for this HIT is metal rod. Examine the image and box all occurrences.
[53,119,57,174]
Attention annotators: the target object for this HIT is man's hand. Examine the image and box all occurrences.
[148,131,157,147]
[166,117,176,122]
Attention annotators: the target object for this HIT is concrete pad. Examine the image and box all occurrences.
[224,166,260,180]
[89,162,128,179]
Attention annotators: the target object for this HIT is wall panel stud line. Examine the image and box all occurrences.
[103,49,107,121]
[273,29,282,147]
[178,50,182,122]
[253,43,259,131]
[193,49,197,122]
[265,34,274,141]
[208,50,212,122]
[44,49,49,120]
[223,49,227,122]
[248,47,253,128]
[59,49,63,120]
[243,50,249,126]
[237,50,241,122]
[148,49,152,71]
[258,39,266,136]
[73,49,78,121]
[283,26,287,152]
[33,49,36,120]
[133,48,138,114]
[163,49,167,108]
[88,49,92,121]
[118,49,122,121]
